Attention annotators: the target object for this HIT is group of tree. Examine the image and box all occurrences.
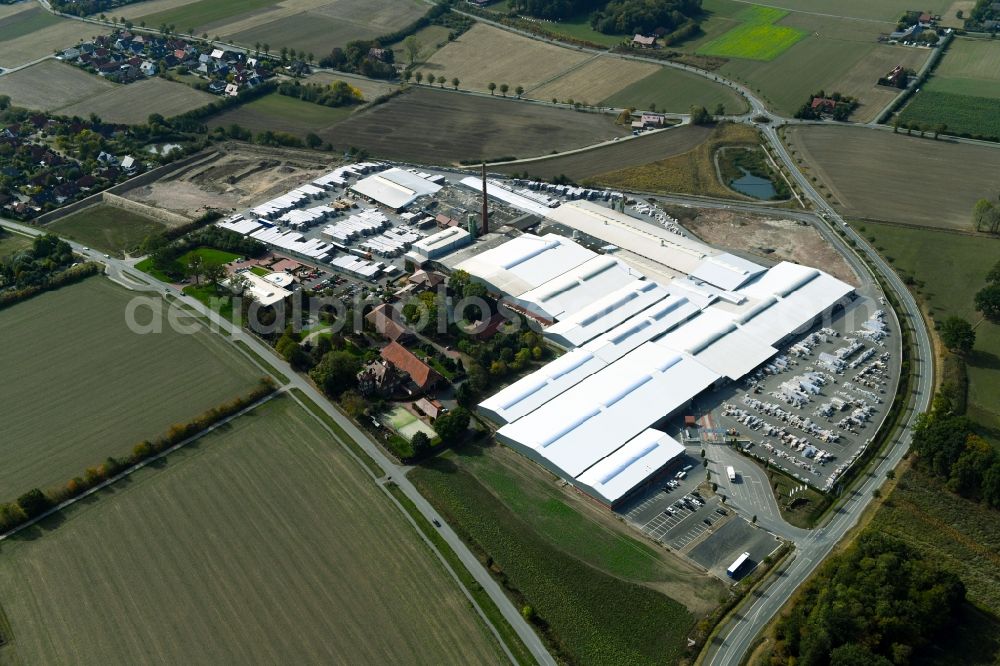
[591,0,703,35]
[972,198,1000,234]
[276,80,363,108]
[319,40,395,79]
[794,91,858,121]
[454,326,548,407]
[768,531,965,666]
[975,259,1000,322]
[0,234,75,291]
[142,227,265,283]
[49,0,140,16]
[911,391,1000,507]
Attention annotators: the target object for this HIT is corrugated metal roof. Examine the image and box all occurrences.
[575,429,685,504]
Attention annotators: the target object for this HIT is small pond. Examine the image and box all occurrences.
[729,167,777,200]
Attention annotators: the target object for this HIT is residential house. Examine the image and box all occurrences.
[380,341,442,393]
[366,303,414,342]
[224,83,239,97]
[356,359,402,397]
[408,269,446,290]
[140,60,157,76]
[413,397,443,419]
[810,97,837,113]
[632,34,656,48]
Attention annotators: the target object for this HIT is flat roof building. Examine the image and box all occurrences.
[351,168,442,210]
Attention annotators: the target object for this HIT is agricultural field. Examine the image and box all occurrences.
[600,65,749,114]
[206,92,356,139]
[47,204,167,257]
[785,125,1000,229]
[0,60,114,112]
[57,77,214,125]
[534,12,627,47]
[587,122,763,198]
[898,38,1000,138]
[698,6,807,61]
[0,395,505,664]
[530,56,658,105]
[824,43,930,123]
[410,440,723,665]
[228,0,426,56]
[0,8,99,69]
[735,0,951,21]
[417,23,589,95]
[496,124,713,181]
[388,24,452,64]
[849,220,1000,431]
[0,277,263,502]
[324,86,628,164]
[135,0,278,33]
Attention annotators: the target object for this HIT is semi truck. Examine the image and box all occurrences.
[727,551,751,578]
[727,466,737,482]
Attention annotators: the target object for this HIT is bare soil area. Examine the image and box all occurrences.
[675,207,859,286]
[125,144,334,216]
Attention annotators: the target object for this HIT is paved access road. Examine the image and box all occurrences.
[0,218,555,666]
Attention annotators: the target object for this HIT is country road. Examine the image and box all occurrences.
[0,218,555,666]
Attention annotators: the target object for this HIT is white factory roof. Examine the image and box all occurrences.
[497,342,719,478]
[582,294,700,364]
[514,256,642,321]
[690,253,766,291]
[410,227,471,256]
[262,272,295,288]
[575,429,685,505]
[455,233,594,297]
[544,279,669,348]
[351,167,442,210]
[216,218,263,235]
[544,201,714,275]
[479,348,607,424]
[227,271,290,307]
[459,176,557,217]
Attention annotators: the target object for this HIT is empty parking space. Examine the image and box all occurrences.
[688,517,781,580]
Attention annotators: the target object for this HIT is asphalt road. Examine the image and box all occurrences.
[0,218,555,666]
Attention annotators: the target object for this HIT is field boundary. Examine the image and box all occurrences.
[0,390,279,542]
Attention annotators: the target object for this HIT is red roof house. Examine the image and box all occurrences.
[380,342,442,392]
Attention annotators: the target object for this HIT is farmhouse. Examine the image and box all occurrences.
[381,342,442,393]
[810,97,837,113]
[632,34,656,48]
[366,303,414,342]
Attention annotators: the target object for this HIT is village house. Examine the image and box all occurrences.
[357,359,402,397]
[380,342,442,394]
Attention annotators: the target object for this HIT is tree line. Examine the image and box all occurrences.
[0,234,102,310]
[276,80,363,108]
[0,379,276,534]
[143,226,265,282]
[768,531,965,665]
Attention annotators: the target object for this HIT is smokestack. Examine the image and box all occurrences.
[481,162,489,236]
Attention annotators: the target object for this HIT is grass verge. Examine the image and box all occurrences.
[385,482,535,666]
[233,339,290,385]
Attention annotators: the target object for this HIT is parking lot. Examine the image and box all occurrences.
[687,518,780,580]
[697,298,899,492]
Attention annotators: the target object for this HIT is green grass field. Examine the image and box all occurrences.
[730,0,951,21]
[0,395,505,664]
[600,66,749,113]
[410,441,725,665]
[852,221,1000,433]
[136,247,240,283]
[698,6,806,61]
[0,277,263,501]
[0,6,59,42]
[47,205,166,257]
[0,229,32,259]
[539,13,626,47]
[206,92,356,139]
[137,0,274,32]
[899,91,1000,139]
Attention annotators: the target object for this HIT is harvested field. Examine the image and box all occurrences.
[676,207,858,285]
[496,124,713,181]
[47,204,168,256]
[587,122,762,198]
[304,71,398,102]
[600,65,749,114]
[417,23,589,94]
[57,77,214,124]
[0,14,101,69]
[786,125,1000,229]
[0,59,114,112]
[0,277,262,501]
[530,56,658,105]
[325,86,628,164]
[0,395,505,665]
[389,24,452,63]
[228,0,426,54]
[126,143,335,217]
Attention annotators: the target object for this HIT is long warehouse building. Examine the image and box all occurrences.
[468,203,855,507]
